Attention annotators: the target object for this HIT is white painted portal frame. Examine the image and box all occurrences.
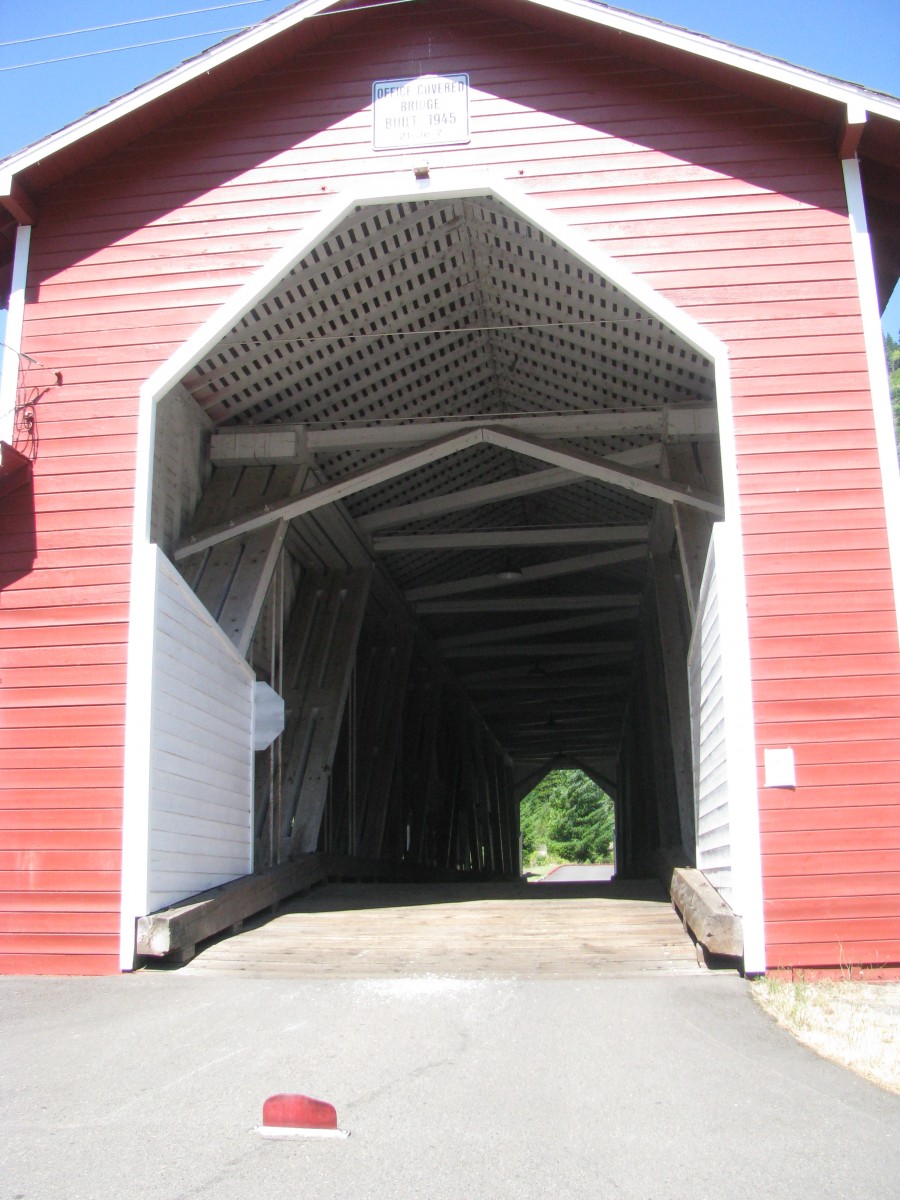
[124,174,767,971]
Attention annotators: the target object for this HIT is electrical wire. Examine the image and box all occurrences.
[0,0,418,73]
[0,2,279,48]
[218,317,669,346]
[0,27,246,72]
[0,341,43,367]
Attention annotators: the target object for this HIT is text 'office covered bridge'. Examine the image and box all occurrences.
[2,0,900,977]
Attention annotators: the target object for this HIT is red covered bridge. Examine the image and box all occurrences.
[1,0,899,976]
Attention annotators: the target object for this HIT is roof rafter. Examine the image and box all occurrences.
[437,608,637,650]
[413,594,642,613]
[373,525,648,551]
[404,544,647,602]
[481,427,724,516]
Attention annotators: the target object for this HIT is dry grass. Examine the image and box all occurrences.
[752,978,900,1094]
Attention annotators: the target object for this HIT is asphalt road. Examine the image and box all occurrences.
[538,864,616,882]
[2,970,898,1199]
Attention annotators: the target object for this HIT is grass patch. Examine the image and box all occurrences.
[752,977,900,1095]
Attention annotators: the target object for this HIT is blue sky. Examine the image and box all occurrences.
[1,0,898,331]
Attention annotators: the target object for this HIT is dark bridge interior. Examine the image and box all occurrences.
[151,195,724,881]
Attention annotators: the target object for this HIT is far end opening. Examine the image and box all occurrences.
[520,768,615,883]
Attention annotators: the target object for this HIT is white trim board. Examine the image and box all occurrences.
[119,539,158,970]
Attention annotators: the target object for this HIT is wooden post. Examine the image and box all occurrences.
[650,507,698,860]
[356,625,415,859]
[279,569,372,857]
[664,445,716,622]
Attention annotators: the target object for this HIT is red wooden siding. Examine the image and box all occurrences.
[2,0,899,972]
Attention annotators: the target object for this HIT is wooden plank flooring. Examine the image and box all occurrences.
[177,879,707,979]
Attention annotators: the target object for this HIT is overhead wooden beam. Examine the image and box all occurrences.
[358,439,669,534]
[358,466,578,533]
[405,544,647,602]
[458,658,633,684]
[175,427,486,559]
[489,699,624,721]
[443,641,634,659]
[465,675,629,692]
[178,421,713,560]
[477,687,624,706]
[414,594,641,614]
[295,407,716,451]
[503,734,621,749]
[211,427,309,466]
[437,608,637,650]
[492,713,625,731]
[481,426,725,516]
[373,525,649,552]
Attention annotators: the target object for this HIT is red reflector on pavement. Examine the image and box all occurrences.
[257,1093,349,1139]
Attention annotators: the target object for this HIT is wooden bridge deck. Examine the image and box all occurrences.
[176,879,707,979]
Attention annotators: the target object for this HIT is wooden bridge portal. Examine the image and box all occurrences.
[134,192,729,968]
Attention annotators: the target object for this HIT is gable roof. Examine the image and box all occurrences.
[2,0,899,297]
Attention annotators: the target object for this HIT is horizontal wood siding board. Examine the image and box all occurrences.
[5,2,898,971]
[0,912,120,934]
[151,708,255,769]
[747,589,897,618]
[0,821,120,848]
[150,808,251,839]
[763,827,900,854]
[150,752,250,796]
[0,933,120,954]
[763,872,900,901]
[753,697,900,723]
[760,805,900,833]
[0,808,123,831]
[0,707,125,733]
[742,508,887,534]
[4,748,124,771]
[0,849,121,871]
[753,677,900,703]
[743,530,892,557]
[761,850,900,876]
[0,954,119,975]
[765,894,900,920]
[0,891,121,912]
[764,941,900,968]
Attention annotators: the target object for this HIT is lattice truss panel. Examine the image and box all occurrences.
[184,196,714,428]
[177,196,721,768]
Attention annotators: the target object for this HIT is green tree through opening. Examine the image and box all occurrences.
[520,769,615,868]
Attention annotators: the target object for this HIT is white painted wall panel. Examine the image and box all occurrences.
[147,550,255,912]
[688,534,734,904]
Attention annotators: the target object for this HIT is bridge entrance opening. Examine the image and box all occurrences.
[141,190,734,966]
